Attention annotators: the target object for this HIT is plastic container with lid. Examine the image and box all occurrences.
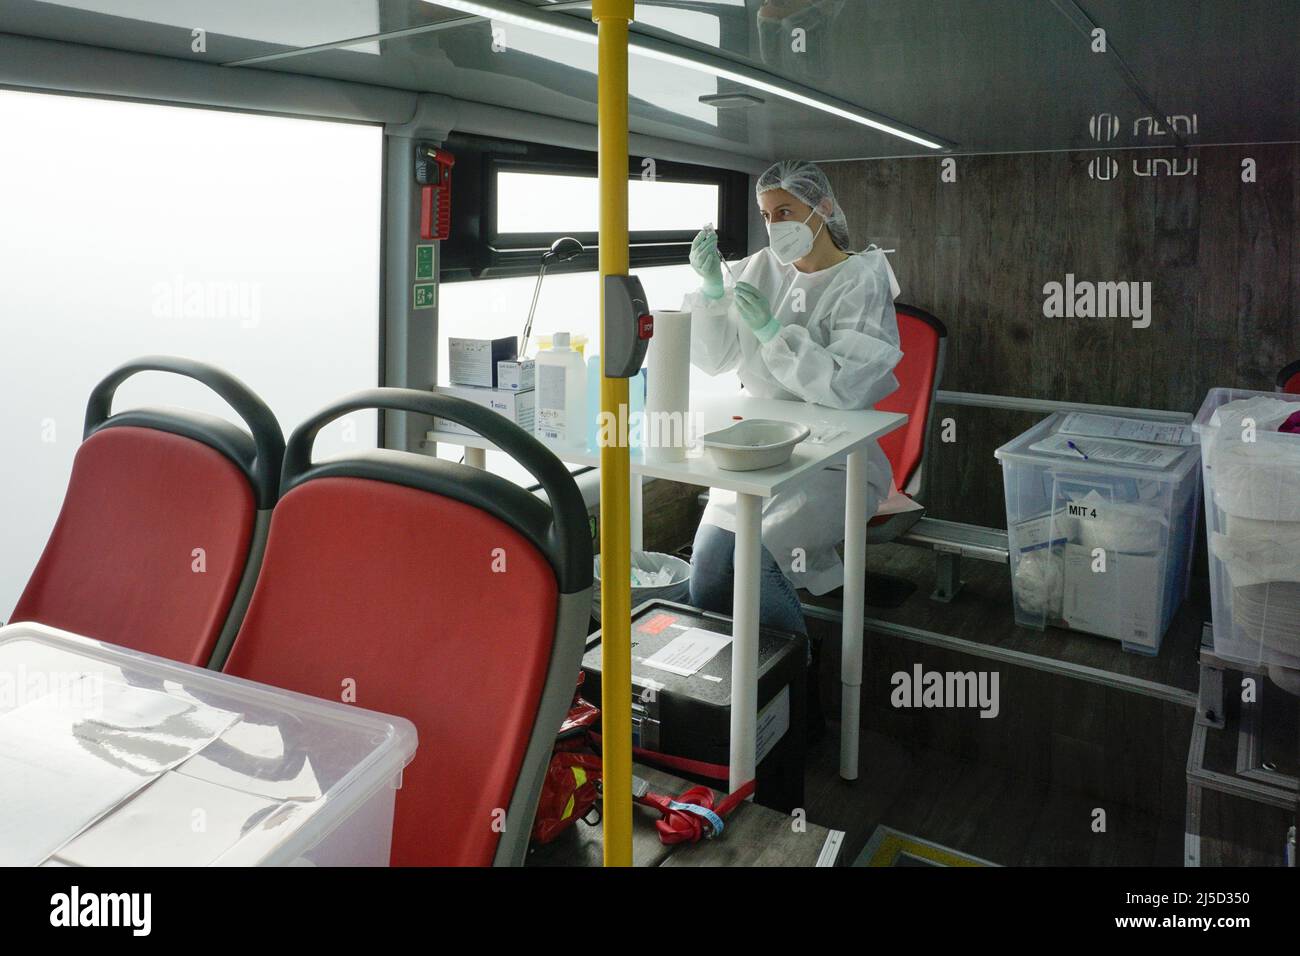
[1193,387,1300,670]
[994,413,1201,655]
[0,622,417,867]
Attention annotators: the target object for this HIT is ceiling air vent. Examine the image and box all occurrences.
[698,92,766,109]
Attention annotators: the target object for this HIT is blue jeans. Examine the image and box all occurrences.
[688,523,808,637]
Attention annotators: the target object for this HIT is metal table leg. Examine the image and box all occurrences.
[840,449,869,780]
[730,492,762,794]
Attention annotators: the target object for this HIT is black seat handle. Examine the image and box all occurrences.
[283,387,589,580]
[84,355,285,508]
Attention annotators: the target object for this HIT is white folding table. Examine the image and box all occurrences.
[427,392,906,786]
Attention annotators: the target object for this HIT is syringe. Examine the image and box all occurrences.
[703,223,736,281]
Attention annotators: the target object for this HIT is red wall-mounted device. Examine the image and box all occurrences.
[415,146,455,241]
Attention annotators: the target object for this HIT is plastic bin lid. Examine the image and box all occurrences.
[0,622,417,867]
[1193,385,1300,436]
[994,413,1199,483]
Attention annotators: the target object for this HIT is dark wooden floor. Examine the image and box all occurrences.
[799,540,1199,866]
[1195,788,1294,867]
[660,527,1290,866]
[803,728,1184,866]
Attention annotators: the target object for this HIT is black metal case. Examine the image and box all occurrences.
[582,599,807,811]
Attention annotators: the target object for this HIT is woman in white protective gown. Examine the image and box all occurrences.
[683,160,904,680]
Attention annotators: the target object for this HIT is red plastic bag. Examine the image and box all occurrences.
[530,683,603,845]
[529,676,755,847]
[530,749,603,845]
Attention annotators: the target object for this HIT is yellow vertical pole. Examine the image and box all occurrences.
[593,0,635,868]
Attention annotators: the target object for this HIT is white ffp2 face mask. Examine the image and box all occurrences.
[767,207,824,266]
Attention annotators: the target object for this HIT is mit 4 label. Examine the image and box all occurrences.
[1068,503,1099,520]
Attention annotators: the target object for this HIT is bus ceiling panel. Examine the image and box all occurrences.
[0,0,1136,158]
[223,1,1103,160]
[565,0,1144,156]
[224,0,1292,158]
[1068,0,1300,146]
[245,18,934,161]
[0,0,468,67]
[2,1,1294,157]
[572,0,1300,154]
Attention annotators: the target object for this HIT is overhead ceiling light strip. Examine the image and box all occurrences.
[426,0,951,150]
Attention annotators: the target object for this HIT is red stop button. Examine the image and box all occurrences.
[637,313,654,340]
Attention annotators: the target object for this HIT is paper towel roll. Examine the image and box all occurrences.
[644,309,692,463]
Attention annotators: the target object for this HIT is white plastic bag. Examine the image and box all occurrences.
[1204,397,1300,522]
[1210,515,1300,587]
[1067,489,1168,554]
[1013,549,1065,618]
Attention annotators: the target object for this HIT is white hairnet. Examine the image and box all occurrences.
[756,160,852,251]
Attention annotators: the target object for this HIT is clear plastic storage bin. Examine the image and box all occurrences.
[1193,388,1300,670]
[995,414,1201,655]
[0,622,417,866]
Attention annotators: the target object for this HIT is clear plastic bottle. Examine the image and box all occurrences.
[585,355,646,453]
[535,332,587,448]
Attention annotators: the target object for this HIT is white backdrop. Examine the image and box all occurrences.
[0,91,382,617]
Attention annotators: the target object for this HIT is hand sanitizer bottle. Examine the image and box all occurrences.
[535,332,587,448]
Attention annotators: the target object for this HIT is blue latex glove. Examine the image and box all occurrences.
[689,229,725,300]
[733,281,781,343]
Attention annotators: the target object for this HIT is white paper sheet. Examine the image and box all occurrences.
[1058,412,1195,446]
[1061,545,1161,647]
[641,628,732,677]
[1028,433,1186,470]
[57,773,283,867]
[755,686,791,764]
[0,679,240,866]
[1013,512,1071,553]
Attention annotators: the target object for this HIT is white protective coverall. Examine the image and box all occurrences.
[684,244,903,595]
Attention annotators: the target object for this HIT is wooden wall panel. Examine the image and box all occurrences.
[1194,150,1243,393]
[823,145,1298,527]
[1030,152,1072,403]
[1238,146,1296,384]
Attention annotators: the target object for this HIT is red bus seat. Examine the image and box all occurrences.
[9,356,283,668]
[222,388,592,867]
[867,303,948,543]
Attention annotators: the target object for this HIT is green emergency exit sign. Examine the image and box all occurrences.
[415,244,435,280]
[413,282,436,309]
